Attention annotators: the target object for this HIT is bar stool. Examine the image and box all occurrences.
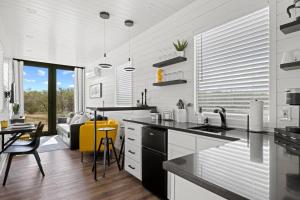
[93,127,121,178]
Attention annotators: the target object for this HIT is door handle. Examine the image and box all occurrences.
[128,165,135,170]
[128,150,135,155]
[128,137,135,141]
[128,127,135,130]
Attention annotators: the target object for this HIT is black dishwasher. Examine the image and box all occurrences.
[142,126,167,199]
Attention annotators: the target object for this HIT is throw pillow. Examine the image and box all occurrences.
[69,114,81,124]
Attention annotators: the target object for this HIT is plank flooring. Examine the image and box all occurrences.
[0,150,159,200]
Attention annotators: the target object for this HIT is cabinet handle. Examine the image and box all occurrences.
[128,165,135,170]
[149,132,154,136]
[128,127,135,130]
[128,150,135,155]
[128,137,135,141]
[290,136,297,140]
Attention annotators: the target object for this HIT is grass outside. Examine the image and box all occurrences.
[25,112,48,131]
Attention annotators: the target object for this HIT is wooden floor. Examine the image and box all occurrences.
[0,150,159,200]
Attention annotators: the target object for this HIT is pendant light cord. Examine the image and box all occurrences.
[128,25,131,62]
[103,18,106,62]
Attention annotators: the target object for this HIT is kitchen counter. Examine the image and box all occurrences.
[123,118,245,141]
[124,118,300,200]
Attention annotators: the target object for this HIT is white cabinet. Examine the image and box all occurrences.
[124,122,143,180]
[167,129,229,200]
[196,135,228,151]
[174,175,226,200]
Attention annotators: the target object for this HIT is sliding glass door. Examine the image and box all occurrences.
[56,69,74,122]
[23,61,74,135]
[23,66,49,131]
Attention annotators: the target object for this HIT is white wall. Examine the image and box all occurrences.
[275,0,300,128]
[86,0,271,128]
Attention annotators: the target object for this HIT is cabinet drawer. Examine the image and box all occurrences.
[174,175,225,200]
[125,143,141,162]
[168,130,196,150]
[124,122,142,146]
[125,156,141,180]
[125,131,140,147]
[196,136,228,151]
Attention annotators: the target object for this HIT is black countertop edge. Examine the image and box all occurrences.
[86,106,156,111]
[163,161,248,200]
[123,119,241,141]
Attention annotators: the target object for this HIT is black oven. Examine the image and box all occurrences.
[142,126,167,199]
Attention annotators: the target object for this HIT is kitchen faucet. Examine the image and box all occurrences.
[213,106,226,129]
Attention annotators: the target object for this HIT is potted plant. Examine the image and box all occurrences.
[12,103,20,119]
[173,40,188,57]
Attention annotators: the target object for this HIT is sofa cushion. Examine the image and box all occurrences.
[57,123,70,134]
[69,114,81,124]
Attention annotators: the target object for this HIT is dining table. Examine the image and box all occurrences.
[0,125,36,155]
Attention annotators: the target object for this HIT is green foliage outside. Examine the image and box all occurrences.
[24,88,74,116]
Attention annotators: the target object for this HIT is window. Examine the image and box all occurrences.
[194,8,269,117]
[0,50,3,111]
[115,63,133,106]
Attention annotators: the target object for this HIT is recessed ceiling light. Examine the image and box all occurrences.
[26,8,37,14]
[25,34,34,39]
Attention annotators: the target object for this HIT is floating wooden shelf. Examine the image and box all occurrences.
[153,56,187,68]
[280,20,300,34]
[153,79,187,86]
[280,61,300,71]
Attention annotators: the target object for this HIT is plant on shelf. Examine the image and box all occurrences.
[173,40,188,57]
[12,103,20,119]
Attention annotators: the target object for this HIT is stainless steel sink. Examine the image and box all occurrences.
[188,125,234,133]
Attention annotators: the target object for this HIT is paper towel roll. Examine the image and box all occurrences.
[249,100,264,132]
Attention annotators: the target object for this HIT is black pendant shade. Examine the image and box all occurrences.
[99,53,112,69]
[124,19,135,72]
[99,11,112,69]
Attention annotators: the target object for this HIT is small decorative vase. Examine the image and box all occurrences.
[177,51,185,57]
[157,68,163,82]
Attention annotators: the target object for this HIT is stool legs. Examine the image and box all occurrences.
[102,138,107,177]
[118,136,125,170]
[92,138,103,172]
[110,138,121,171]
[92,130,122,178]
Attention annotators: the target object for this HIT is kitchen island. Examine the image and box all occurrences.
[123,118,300,200]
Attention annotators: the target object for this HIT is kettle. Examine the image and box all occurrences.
[287,0,300,21]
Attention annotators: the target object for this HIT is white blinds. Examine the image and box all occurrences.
[194,8,270,115]
[116,64,133,106]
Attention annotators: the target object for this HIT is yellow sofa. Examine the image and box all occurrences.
[79,120,118,155]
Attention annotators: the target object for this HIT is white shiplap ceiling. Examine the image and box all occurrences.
[0,0,195,66]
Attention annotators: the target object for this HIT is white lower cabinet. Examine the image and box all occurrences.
[196,135,229,151]
[167,129,229,200]
[174,175,226,200]
[124,122,143,180]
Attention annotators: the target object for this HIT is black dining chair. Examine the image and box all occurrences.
[11,122,42,146]
[2,123,45,186]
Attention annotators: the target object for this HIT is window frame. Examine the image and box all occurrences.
[193,7,271,121]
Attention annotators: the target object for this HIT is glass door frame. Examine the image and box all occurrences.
[23,60,75,135]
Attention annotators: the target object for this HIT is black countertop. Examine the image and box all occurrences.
[87,106,156,112]
[123,118,300,200]
[124,118,244,141]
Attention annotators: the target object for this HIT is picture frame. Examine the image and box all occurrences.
[89,83,102,98]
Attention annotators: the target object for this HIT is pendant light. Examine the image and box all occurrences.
[124,19,135,72]
[99,11,112,69]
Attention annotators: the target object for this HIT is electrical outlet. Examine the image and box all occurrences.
[280,106,291,121]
